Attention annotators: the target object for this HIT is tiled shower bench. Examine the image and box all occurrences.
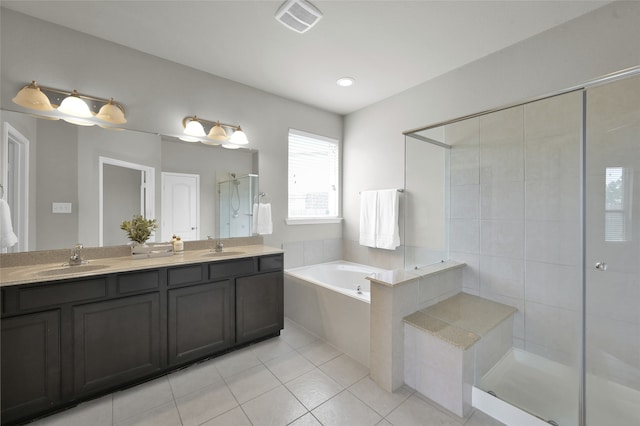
[403,292,517,417]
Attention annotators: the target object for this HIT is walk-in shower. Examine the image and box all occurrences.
[404,69,640,425]
[217,173,258,238]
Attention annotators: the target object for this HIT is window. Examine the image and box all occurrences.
[287,129,340,223]
[605,166,633,242]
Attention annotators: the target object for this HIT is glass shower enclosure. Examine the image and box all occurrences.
[217,174,258,238]
[403,70,640,425]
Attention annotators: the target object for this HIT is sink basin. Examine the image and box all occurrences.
[202,251,245,258]
[35,263,109,277]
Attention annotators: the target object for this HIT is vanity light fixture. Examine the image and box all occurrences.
[182,116,250,148]
[12,81,127,125]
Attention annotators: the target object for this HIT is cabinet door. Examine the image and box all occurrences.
[236,271,284,344]
[1,310,61,424]
[72,293,161,396]
[168,280,234,366]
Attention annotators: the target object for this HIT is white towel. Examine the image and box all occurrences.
[0,199,18,249]
[375,189,400,250]
[253,202,273,235]
[359,190,377,248]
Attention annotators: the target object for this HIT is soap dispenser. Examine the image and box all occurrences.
[171,235,184,253]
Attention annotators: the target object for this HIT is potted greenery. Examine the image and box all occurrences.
[120,215,158,254]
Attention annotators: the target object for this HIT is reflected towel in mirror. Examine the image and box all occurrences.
[0,199,18,248]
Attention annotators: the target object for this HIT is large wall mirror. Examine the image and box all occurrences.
[0,109,258,253]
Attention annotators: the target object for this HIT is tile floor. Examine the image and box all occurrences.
[31,318,506,426]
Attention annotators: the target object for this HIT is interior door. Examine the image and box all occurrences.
[162,172,199,241]
[584,72,640,426]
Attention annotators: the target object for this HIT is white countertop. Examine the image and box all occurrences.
[0,245,283,287]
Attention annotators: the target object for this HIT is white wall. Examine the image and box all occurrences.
[0,8,343,250]
[343,1,640,268]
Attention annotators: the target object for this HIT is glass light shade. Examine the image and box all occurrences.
[96,99,127,124]
[58,92,93,118]
[184,119,206,137]
[229,126,249,145]
[179,135,200,142]
[222,143,240,150]
[62,117,95,126]
[201,139,221,146]
[207,122,228,141]
[12,82,54,111]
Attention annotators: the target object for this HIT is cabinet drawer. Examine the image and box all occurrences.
[17,278,107,311]
[117,270,160,294]
[168,265,204,287]
[259,255,283,272]
[209,258,255,281]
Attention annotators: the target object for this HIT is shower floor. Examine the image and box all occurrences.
[475,348,640,426]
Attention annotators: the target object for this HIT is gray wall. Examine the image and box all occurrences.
[0,8,343,251]
[35,119,78,250]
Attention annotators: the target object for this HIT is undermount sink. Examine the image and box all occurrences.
[35,263,109,277]
[202,251,245,258]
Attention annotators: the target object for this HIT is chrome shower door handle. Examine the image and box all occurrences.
[595,262,608,271]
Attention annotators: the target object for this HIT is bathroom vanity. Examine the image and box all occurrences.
[0,247,283,425]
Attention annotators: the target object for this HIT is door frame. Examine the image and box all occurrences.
[99,156,155,246]
[2,122,30,252]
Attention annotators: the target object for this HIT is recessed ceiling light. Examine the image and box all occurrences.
[337,77,355,87]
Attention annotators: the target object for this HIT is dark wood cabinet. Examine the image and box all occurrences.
[1,310,61,424]
[72,293,161,396]
[168,280,234,366]
[0,252,283,425]
[236,271,283,344]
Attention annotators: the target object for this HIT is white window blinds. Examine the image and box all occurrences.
[288,129,339,219]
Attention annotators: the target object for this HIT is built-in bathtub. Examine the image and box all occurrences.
[284,261,388,367]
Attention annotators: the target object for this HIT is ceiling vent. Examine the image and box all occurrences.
[275,0,323,33]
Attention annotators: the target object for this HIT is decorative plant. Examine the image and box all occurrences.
[120,215,158,244]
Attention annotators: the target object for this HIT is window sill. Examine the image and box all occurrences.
[285,217,343,225]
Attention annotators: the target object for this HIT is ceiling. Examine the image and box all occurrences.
[2,1,609,115]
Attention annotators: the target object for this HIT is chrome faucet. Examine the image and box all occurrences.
[69,243,85,266]
[208,236,224,252]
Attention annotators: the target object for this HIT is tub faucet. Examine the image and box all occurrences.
[69,243,84,266]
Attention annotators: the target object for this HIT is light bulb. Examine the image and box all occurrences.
[229,126,249,145]
[58,91,93,118]
[184,118,206,137]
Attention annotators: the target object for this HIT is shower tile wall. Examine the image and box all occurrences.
[449,92,582,365]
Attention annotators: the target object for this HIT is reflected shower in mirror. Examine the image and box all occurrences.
[217,173,258,238]
[0,109,258,253]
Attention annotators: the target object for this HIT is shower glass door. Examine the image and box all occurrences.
[585,72,640,426]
